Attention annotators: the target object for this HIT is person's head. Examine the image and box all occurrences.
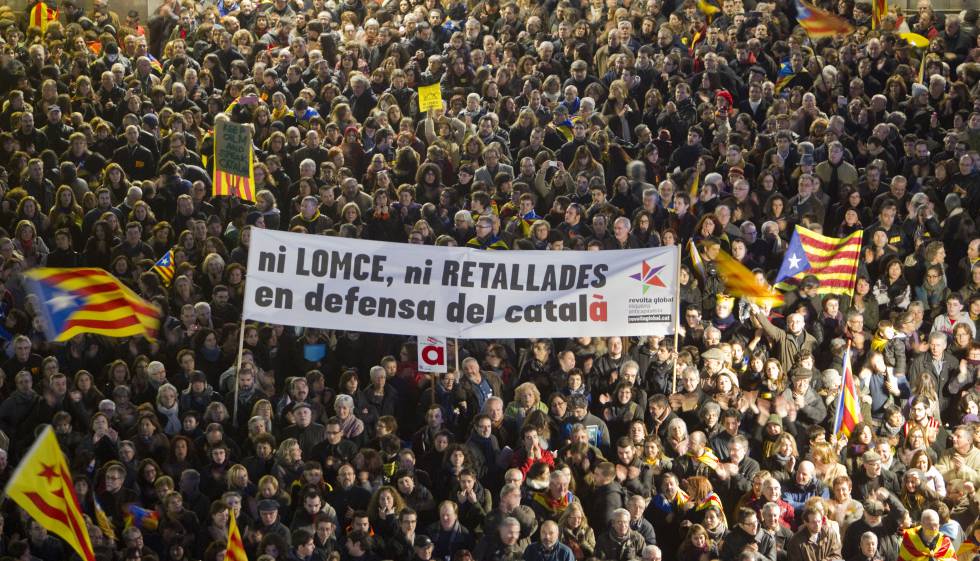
[539,520,560,548]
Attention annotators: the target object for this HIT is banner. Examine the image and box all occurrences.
[212,119,256,201]
[418,336,448,373]
[244,230,679,339]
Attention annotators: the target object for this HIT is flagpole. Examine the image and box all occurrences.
[232,319,246,427]
[672,244,682,394]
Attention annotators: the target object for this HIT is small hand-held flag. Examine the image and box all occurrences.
[151,249,176,287]
[26,268,160,341]
[774,59,796,93]
[833,342,862,438]
[223,507,247,561]
[4,426,95,561]
[93,495,117,542]
[124,504,159,530]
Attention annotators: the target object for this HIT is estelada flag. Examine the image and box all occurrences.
[4,426,95,561]
[794,0,854,38]
[212,117,256,201]
[223,508,247,561]
[151,249,176,287]
[774,226,862,296]
[25,268,160,341]
[29,1,58,34]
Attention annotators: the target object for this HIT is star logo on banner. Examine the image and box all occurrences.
[38,463,59,485]
[787,253,802,270]
[630,260,667,294]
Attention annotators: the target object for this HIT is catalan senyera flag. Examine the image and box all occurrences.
[4,426,95,561]
[689,239,706,282]
[93,495,116,542]
[899,526,955,561]
[212,118,256,202]
[774,226,862,295]
[29,1,58,34]
[223,507,247,561]
[871,0,886,29]
[794,0,854,38]
[714,250,785,307]
[833,343,862,438]
[25,268,160,341]
[151,249,176,287]
[774,59,796,94]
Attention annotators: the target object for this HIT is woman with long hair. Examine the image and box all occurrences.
[567,145,605,185]
[677,524,718,561]
[557,501,595,560]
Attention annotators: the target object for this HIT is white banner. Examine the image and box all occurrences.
[417,336,448,373]
[244,229,679,339]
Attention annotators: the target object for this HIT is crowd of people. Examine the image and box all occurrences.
[0,0,978,560]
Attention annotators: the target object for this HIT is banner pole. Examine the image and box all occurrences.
[232,319,246,427]
[454,338,460,375]
[672,244,681,394]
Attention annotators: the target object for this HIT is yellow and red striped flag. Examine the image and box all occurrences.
[833,343,862,438]
[223,508,247,561]
[688,168,701,199]
[714,250,784,307]
[794,0,854,38]
[774,226,862,295]
[212,118,256,202]
[25,268,160,341]
[92,495,116,542]
[871,0,886,29]
[4,426,95,561]
[29,2,58,34]
[899,526,955,560]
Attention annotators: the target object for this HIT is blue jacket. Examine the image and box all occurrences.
[782,479,829,515]
[523,542,575,561]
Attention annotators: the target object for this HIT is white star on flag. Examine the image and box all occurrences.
[788,253,802,270]
[47,294,76,312]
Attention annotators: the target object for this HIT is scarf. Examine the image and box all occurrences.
[532,490,573,515]
[157,402,182,435]
[339,414,364,438]
[652,489,689,513]
[304,209,322,224]
[689,447,720,470]
[468,433,500,463]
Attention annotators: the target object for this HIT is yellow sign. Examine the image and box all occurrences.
[418,83,443,113]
